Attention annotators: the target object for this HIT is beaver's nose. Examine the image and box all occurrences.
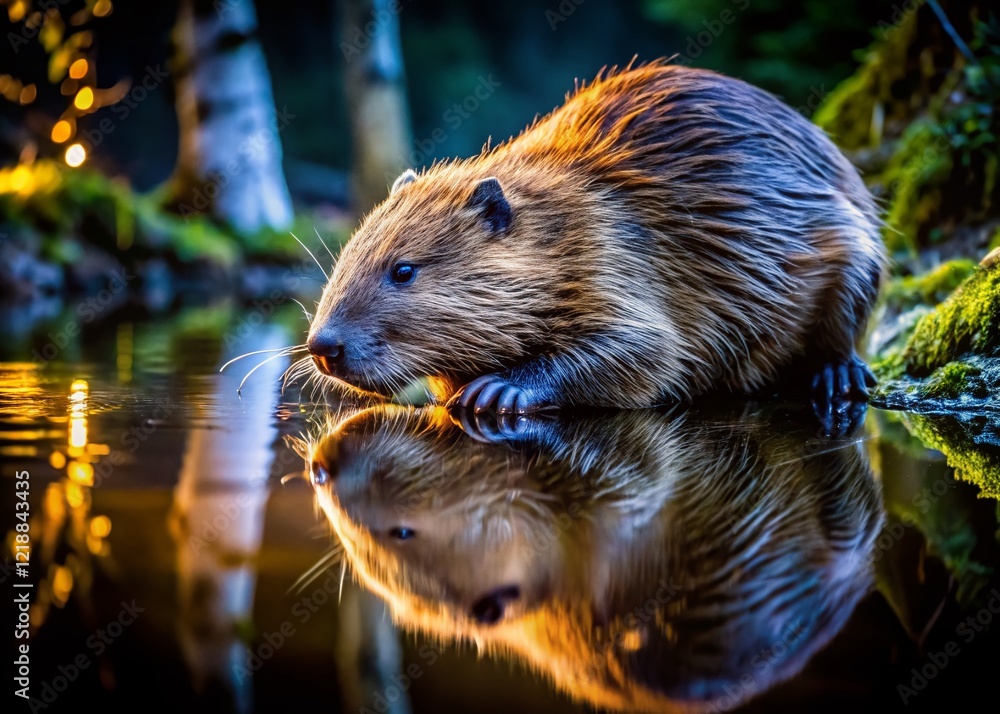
[308,330,345,376]
[470,585,520,625]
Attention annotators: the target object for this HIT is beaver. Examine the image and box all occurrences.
[307,61,885,414]
[309,403,883,711]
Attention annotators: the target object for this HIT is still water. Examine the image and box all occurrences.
[2,301,999,713]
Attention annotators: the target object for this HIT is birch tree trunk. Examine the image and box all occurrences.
[168,0,293,234]
[342,0,413,212]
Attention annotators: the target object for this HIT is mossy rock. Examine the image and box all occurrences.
[872,252,1000,409]
[903,411,1000,500]
[902,255,1000,376]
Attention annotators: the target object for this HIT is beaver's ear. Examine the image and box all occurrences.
[468,177,512,234]
[391,169,418,194]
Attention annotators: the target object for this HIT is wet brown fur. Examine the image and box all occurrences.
[311,60,885,406]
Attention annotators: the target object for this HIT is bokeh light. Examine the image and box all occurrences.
[69,58,89,79]
[74,86,94,110]
[65,143,87,167]
[51,119,72,143]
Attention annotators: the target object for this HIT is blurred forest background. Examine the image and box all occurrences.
[0,0,959,294]
[1,0,999,415]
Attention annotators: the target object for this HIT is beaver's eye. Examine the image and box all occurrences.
[390,263,416,285]
[310,461,329,486]
[389,526,416,540]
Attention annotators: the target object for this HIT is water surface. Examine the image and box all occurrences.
[3,303,998,713]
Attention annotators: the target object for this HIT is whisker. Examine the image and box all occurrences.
[237,349,298,395]
[315,227,337,263]
[289,543,344,595]
[291,231,330,280]
[289,297,314,321]
[281,357,313,394]
[220,345,306,373]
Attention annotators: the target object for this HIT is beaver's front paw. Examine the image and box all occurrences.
[811,355,876,402]
[810,354,875,437]
[449,374,542,415]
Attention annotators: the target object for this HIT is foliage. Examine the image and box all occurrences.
[642,0,898,108]
[817,2,1000,260]
[0,159,348,295]
[872,258,1000,410]
[882,257,978,310]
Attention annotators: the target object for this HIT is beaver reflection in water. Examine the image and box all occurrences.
[306,62,884,422]
[309,404,883,712]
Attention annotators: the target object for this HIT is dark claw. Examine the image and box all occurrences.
[497,412,532,440]
[496,386,519,415]
[850,363,870,398]
[453,408,495,444]
[450,375,539,416]
[474,380,507,414]
[451,375,496,411]
[836,363,851,397]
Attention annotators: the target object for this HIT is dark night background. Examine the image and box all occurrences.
[2,0,900,193]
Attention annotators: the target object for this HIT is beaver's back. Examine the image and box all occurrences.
[477,63,884,398]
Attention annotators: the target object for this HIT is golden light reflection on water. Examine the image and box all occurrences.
[0,363,46,417]
[0,370,115,627]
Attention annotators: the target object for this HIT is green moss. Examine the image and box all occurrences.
[872,349,907,384]
[818,7,1000,262]
[905,412,1000,500]
[918,361,982,399]
[902,261,1000,376]
[883,259,978,312]
[813,7,916,150]
[1,160,351,272]
[879,120,955,255]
